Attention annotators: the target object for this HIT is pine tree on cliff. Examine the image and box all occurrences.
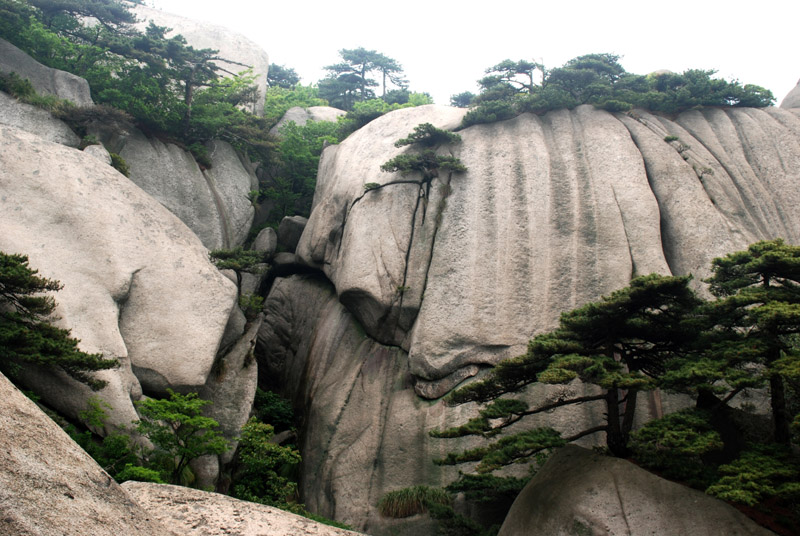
[432,273,702,463]
[0,251,118,390]
[703,239,800,444]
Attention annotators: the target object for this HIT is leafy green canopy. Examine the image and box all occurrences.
[0,252,117,390]
[318,47,408,110]
[461,53,774,127]
[135,389,229,485]
[232,417,302,508]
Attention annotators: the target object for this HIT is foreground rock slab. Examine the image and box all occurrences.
[0,373,174,536]
[498,445,774,536]
[122,482,364,536]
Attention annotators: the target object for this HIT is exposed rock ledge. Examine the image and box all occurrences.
[0,370,360,536]
[123,482,363,536]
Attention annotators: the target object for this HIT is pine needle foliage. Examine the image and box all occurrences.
[394,123,461,148]
[0,251,118,390]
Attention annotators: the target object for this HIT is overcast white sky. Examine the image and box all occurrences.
[150,0,799,106]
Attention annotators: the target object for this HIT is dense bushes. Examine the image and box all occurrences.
[461,54,775,127]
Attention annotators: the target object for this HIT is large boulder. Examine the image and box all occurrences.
[0,38,93,106]
[99,129,258,250]
[781,78,800,109]
[497,445,774,536]
[130,4,269,116]
[269,103,800,532]
[297,104,800,397]
[0,124,237,431]
[122,482,362,536]
[0,372,175,536]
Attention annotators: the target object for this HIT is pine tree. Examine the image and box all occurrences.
[0,252,117,390]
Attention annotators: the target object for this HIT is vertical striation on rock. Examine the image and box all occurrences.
[264,102,800,532]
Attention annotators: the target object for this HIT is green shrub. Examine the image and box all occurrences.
[364,182,381,191]
[188,143,212,169]
[253,389,294,430]
[462,100,516,127]
[238,293,264,320]
[630,409,723,487]
[115,464,165,484]
[394,123,461,148]
[706,444,800,506]
[109,153,129,177]
[232,417,301,508]
[377,485,452,518]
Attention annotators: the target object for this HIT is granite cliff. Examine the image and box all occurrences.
[259,101,800,532]
[1,10,799,535]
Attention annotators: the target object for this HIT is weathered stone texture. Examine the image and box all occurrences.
[0,38,93,106]
[99,129,257,250]
[498,445,775,536]
[0,91,80,146]
[0,372,175,536]
[122,482,363,536]
[0,124,236,430]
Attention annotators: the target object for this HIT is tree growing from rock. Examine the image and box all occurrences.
[0,251,118,390]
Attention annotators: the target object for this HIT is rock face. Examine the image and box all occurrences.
[131,4,269,116]
[262,103,800,531]
[497,445,774,536]
[99,129,258,249]
[0,369,365,536]
[258,275,612,534]
[0,124,237,431]
[781,79,800,109]
[0,38,93,106]
[297,104,800,395]
[122,482,362,536]
[0,372,175,536]
[0,91,81,146]
[271,105,346,133]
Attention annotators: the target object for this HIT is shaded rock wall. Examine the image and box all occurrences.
[100,129,257,249]
[258,275,616,533]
